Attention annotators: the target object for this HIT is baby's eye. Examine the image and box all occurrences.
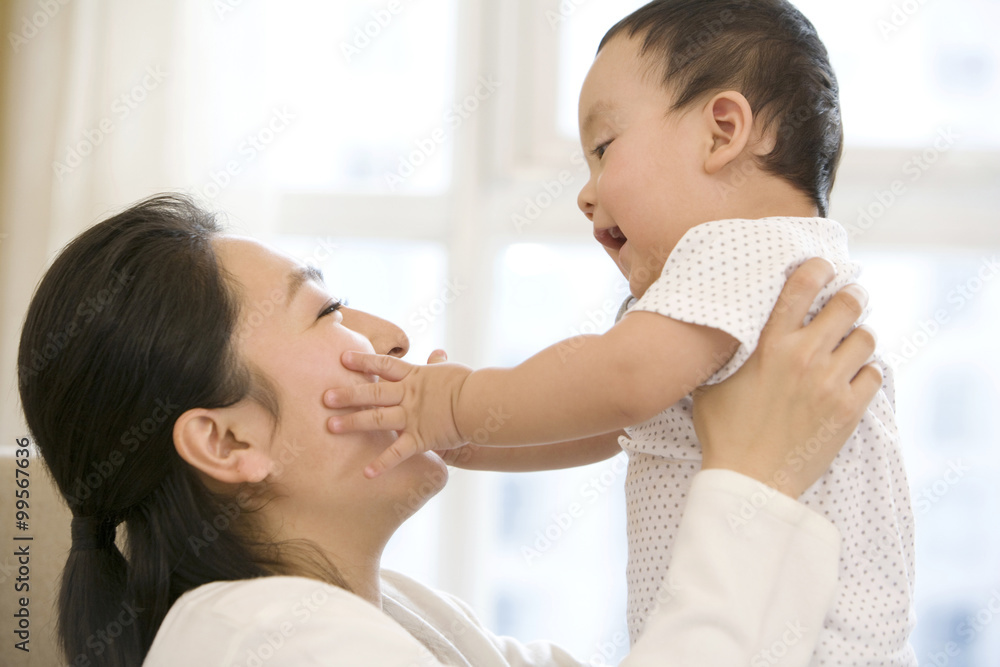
[591,139,612,160]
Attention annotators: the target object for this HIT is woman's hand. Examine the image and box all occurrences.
[693,258,883,498]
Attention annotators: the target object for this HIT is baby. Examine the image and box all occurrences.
[327,1,916,663]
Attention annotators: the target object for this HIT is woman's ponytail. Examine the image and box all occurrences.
[59,517,136,666]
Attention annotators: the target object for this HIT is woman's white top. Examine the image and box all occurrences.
[143,470,841,666]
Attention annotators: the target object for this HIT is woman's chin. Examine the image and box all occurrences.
[408,450,449,485]
[423,450,449,478]
[386,452,448,520]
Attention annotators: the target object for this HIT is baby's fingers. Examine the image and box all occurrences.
[328,406,406,434]
[427,349,448,364]
[341,350,413,381]
[324,381,403,409]
[365,433,421,478]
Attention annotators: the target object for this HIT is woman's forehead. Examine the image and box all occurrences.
[214,236,300,291]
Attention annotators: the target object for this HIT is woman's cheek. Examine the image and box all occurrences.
[308,331,361,385]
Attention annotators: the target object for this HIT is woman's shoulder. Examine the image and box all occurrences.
[164,574,345,612]
[151,575,366,631]
[143,576,432,666]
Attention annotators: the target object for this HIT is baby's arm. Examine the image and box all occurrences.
[327,312,738,476]
[456,312,737,443]
[438,430,624,472]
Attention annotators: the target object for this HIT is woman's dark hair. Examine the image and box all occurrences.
[17,194,340,666]
[600,0,843,216]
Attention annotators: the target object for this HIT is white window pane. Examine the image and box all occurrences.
[485,460,629,664]
[207,0,457,195]
[795,0,999,148]
[486,242,630,363]
[479,243,630,660]
[556,1,1000,149]
[857,249,1000,663]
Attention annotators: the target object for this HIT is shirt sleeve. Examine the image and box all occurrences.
[622,469,842,667]
[630,218,861,384]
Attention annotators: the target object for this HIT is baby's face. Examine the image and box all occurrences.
[577,36,718,298]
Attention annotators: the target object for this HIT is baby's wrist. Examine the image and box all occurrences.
[453,368,498,445]
[451,368,476,444]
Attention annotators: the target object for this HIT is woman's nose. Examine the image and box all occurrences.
[340,308,410,357]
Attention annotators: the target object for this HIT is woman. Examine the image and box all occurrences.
[18,194,879,666]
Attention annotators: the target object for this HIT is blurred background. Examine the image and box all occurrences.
[0,0,998,664]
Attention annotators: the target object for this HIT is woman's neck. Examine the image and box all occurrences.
[269,509,394,608]
[335,551,384,607]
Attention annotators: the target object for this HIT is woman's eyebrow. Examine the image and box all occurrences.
[286,265,325,304]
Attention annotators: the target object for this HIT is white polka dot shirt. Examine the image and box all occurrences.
[621,218,916,665]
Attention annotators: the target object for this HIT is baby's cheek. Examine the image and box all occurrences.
[597,164,629,205]
[601,172,648,233]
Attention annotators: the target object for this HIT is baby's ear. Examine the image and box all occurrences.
[702,91,754,174]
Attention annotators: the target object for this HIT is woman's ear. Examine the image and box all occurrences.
[173,403,274,484]
[702,91,754,175]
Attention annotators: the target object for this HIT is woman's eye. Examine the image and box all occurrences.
[318,299,345,319]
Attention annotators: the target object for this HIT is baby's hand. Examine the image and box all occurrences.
[323,350,473,478]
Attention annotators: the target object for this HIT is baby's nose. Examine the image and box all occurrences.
[577,185,596,220]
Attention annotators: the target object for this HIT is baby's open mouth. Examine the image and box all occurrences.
[594,225,627,251]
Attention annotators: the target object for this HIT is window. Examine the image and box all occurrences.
[200,0,458,196]
[204,0,1000,662]
[859,249,1000,663]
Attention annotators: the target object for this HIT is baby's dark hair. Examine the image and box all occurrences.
[600,0,843,216]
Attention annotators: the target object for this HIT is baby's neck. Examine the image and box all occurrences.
[715,170,821,221]
[736,199,820,221]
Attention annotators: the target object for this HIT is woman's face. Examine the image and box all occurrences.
[213,236,447,541]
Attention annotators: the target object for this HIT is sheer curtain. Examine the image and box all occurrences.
[0,3,248,664]
[0,1,294,444]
